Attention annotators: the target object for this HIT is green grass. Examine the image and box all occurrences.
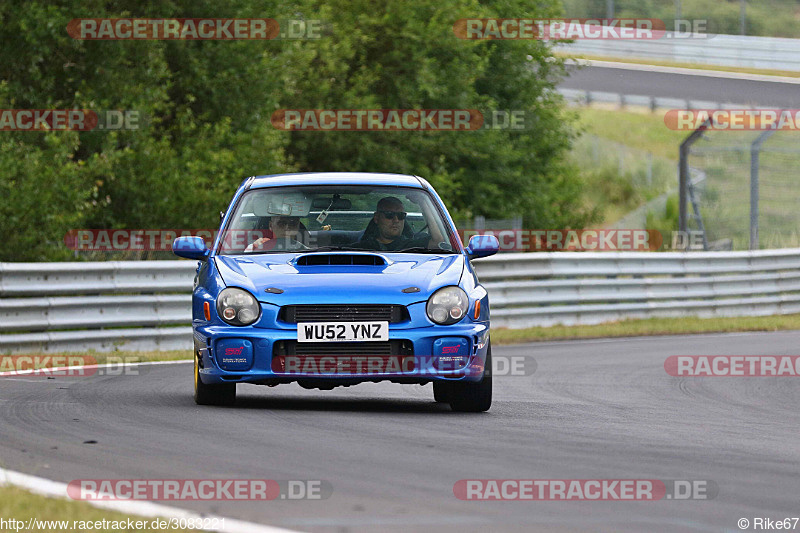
[574,107,685,161]
[491,314,800,345]
[681,131,800,249]
[0,485,193,532]
[569,107,683,225]
[66,350,192,365]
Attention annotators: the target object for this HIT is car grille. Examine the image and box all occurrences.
[272,340,415,374]
[280,304,408,323]
[274,340,413,356]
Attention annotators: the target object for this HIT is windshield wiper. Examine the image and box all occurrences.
[239,250,289,254]
[394,247,456,254]
[302,246,367,252]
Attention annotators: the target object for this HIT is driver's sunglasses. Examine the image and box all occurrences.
[378,210,407,221]
[275,218,300,228]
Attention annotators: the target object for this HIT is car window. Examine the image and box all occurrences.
[217,185,455,254]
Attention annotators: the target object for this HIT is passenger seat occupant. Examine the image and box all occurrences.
[245,216,307,252]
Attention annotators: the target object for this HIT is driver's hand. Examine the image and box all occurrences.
[244,237,272,252]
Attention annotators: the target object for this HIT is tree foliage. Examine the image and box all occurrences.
[0,0,594,261]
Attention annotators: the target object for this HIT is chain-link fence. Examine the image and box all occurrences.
[571,134,675,229]
[685,129,800,250]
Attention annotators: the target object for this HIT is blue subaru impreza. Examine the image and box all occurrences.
[173,172,499,411]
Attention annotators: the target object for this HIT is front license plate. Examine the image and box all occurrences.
[297,322,389,342]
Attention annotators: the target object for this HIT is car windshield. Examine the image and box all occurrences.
[217,185,457,255]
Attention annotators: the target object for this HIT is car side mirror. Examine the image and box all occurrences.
[173,236,210,260]
[465,234,499,259]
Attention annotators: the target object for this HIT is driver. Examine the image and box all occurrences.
[356,196,447,251]
[244,215,306,252]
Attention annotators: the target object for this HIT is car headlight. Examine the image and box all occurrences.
[216,288,261,326]
[426,286,469,325]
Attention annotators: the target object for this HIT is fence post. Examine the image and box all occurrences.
[679,118,711,236]
[750,128,777,250]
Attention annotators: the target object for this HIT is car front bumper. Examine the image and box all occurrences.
[193,322,490,386]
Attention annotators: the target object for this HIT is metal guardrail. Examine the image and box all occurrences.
[555,33,800,72]
[2,250,800,352]
[0,262,191,296]
[480,250,800,328]
[0,261,194,353]
[557,87,749,111]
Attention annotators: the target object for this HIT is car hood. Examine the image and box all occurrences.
[214,252,465,305]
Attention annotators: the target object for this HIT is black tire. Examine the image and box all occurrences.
[449,343,492,412]
[433,381,451,403]
[194,355,236,406]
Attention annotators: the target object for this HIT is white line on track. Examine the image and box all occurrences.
[1,359,302,532]
[0,359,192,378]
[0,461,301,533]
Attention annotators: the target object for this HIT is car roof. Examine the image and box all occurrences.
[247,172,424,189]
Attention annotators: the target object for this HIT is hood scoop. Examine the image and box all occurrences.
[294,253,387,266]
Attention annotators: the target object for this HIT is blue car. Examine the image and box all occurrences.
[173,172,499,412]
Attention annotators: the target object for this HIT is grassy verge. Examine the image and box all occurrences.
[0,485,192,532]
[574,107,684,161]
[491,314,800,345]
[568,106,682,225]
[558,52,800,79]
[66,350,192,365]
[0,350,192,367]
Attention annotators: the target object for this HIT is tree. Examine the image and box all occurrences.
[0,0,594,261]
[280,0,595,227]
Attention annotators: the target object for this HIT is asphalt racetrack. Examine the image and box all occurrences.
[560,63,800,108]
[2,331,799,532]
